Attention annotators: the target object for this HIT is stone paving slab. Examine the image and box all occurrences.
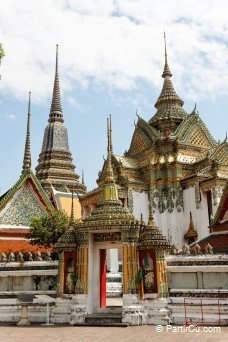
[0,325,227,342]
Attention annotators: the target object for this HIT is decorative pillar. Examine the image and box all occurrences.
[122,224,139,294]
[57,251,65,296]
[75,229,89,295]
[156,250,168,298]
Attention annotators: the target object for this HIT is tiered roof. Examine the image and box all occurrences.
[149,33,188,132]
[139,208,171,250]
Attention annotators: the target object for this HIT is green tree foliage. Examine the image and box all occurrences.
[30,210,69,247]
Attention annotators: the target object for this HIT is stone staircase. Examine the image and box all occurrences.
[106,273,123,298]
[84,313,126,326]
[74,306,127,327]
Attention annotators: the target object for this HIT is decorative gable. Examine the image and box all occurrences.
[187,125,211,148]
[0,180,50,226]
[211,143,228,164]
[129,131,150,156]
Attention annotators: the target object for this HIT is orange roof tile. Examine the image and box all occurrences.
[0,240,52,253]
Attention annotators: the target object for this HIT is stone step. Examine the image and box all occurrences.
[74,322,128,327]
[85,313,122,325]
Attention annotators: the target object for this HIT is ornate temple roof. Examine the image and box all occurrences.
[148,34,188,133]
[139,208,171,250]
[127,116,159,157]
[35,45,85,194]
[76,117,138,231]
[174,109,217,148]
[0,97,54,226]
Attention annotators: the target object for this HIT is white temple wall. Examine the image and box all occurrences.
[132,191,149,222]
[130,185,223,248]
[183,187,210,241]
[131,187,212,247]
[154,209,185,248]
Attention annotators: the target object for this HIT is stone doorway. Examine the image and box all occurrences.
[87,235,122,314]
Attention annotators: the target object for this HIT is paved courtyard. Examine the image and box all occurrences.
[0,325,227,342]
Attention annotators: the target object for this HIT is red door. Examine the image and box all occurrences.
[100,249,106,308]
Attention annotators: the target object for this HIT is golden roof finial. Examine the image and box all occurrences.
[148,204,156,227]
[101,117,118,201]
[184,212,198,241]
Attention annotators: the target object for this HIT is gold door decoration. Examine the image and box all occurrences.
[76,246,88,294]
[123,243,138,294]
[156,250,168,297]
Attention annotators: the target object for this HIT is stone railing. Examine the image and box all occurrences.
[170,242,214,256]
[0,251,58,263]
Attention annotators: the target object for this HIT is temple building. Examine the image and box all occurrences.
[0,93,55,253]
[55,119,171,325]
[35,45,86,196]
[0,46,87,254]
[80,35,228,248]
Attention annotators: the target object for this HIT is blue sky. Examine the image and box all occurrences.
[0,0,228,194]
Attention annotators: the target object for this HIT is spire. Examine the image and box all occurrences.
[104,117,115,183]
[148,204,156,228]
[22,92,32,174]
[162,31,172,78]
[184,212,198,243]
[69,191,74,226]
[109,114,113,155]
[148,33,187,131]
[102,117,118,202]
[82,169,85,186]
[49,44,63,123]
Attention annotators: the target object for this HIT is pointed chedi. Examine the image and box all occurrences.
[22,92,32,174]
[49,44,63,123]
[35,45,85,195]
[102,116,118,202]
[149,32,188,135]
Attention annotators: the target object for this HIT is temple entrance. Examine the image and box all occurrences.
[99,247,123,309]
[87,235,123,314]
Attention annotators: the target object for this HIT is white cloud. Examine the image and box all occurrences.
[0,0,227,104]
[7,114,16,120]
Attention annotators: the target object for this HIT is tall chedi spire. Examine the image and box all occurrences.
[49,44,63,123]
[149,32,187,135]
[22,92,32,173]
[102,116,118,202]
[35,45,85,195]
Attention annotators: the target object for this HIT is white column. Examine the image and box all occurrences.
[109,249,119,274]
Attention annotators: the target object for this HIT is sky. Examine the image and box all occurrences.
[0,0,228,195]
